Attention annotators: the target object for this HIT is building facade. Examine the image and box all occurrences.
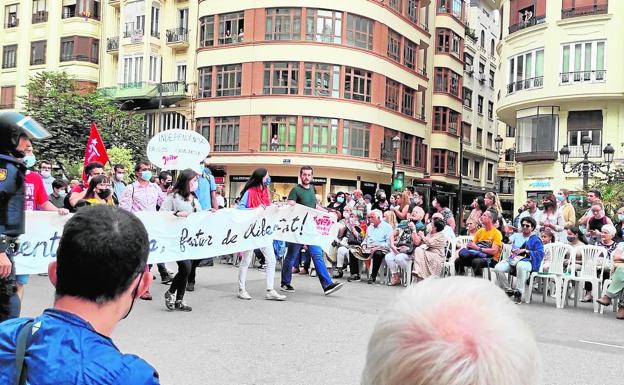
[496,0,623,209]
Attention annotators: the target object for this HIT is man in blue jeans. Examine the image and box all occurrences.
[280,166,343,295]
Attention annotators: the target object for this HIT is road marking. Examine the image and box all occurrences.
[579,340,624,349]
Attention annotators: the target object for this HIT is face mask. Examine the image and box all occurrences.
[23,155,36,168]
[122,271,144,320]
[116,173,125,181]
[40,170,51,178]
[567,236,577,243]
[204,167,211,175]
[190,180,199,192]
[263,175,271,186]
[556,194,564,202]
[336,196,345,203]
[140,170,152,181]
[618,214,624,222]
[59,191,67,198]
[164,182,172,189]
[97,189,111,199]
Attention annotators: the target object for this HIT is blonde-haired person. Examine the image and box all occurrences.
[361,276,542,385]
[556,189,576,228]
[384,209,398,229]
[485,191,503,218]
[390,190,411,221]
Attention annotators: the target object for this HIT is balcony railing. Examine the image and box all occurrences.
[123,29,144,38]
[508,15,546,34]
[1,62,16,69]
[560,70,606,84]
[158,81,187,95]
[569,144,602,158]
[30,58,45,65]
[32,11,48,23]
[166,28,189,44]
[60,55,99,64]
[506,77,543,94]
[260,143,296,152]
[107,37,119,52]
[5,19,19,28]
[562,4,608,19]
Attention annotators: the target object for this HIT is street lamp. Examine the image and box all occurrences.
[559,136,615,190]
[494,134,504,153]
[391,135,401,194]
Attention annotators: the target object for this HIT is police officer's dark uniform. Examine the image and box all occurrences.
[0,112,50,322]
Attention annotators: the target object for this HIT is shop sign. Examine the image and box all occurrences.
[231,175,250,182]
[527,180,552,189]
[214,177,224,184]
[362,182,376,188]
[312,177,327,184]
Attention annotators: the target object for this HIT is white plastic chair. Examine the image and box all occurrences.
[563,245,608,313]
[526,242,573,308]
[445,236,470,277]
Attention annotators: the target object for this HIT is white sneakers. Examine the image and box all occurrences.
[237,288,286,301]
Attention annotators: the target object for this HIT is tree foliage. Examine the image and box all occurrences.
[21,71,147,173]
[107,146,135,183]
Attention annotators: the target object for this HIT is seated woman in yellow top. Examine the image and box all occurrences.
[75,174,116,208]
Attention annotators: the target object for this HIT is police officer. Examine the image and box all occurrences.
[0,112,50,321]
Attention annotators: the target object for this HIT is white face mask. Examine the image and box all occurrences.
[40,170,51,178]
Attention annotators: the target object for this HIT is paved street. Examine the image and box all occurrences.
[20,263,624,385]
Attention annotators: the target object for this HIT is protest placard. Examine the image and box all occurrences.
[146,129,210,172]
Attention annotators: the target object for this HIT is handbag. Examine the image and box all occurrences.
[509,241,528,266]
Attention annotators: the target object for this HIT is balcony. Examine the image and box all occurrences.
[506,77,543,94]
[60,55,99,64]
[123,29,144,43]
[562,4,608,19]
[32,11,48,24]
[107,37,119,53]
[61,8,100,21]
[99,81,187,108]
[508,15,545,34]
[560,70,606,84]
[569,145,602,159]
[166,28,189,48]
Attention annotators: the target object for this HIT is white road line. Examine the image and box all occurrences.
[578,340,624,349]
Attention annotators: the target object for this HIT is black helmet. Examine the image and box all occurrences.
[0,112,50,157]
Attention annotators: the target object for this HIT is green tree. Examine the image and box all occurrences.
[107,146,135,183]
[21,71,147,173]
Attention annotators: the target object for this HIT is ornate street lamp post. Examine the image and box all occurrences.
[559,135,615,190]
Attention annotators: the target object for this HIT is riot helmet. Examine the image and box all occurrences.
[0,112,50,157]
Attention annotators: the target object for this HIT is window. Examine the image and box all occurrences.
[264,62,299,95]
[509,4,545,34]
[436,28,462,59]
[562,0,608,19]
[387,29,402,62]
[213,117,239,151]
[434,67,461,97]
[199,16,215,47]
[506,124,515,137]
[447,151,457,176]
[490,39,495,56]
[404,38,417,70]
[480,30,485,48]
[32,0,47,23]
[219,12,244,45]
[343,120,370,157]
[2,45,17,69]
[461,158,469,177]
[150,5,160,38]
[507,48,544,94]
[346,14,373,50]
[5,4,18,28]
[302,117,338,153]
[344,67,372,102]
[474,160,481,179]
[433,106,460,135]
[176,63,186,81]
[265,8,301,41]
[567,110,603,158]
[487,132,493,149]
[148,56,160,82]
[414,136,427,169]
[431,149,458,176]
[59,36,99,64]
[385,79,401,111]
[462,87,472,108]
[196,118,210,141]
[124,15,145,37]
[160,112,187,131]
[306,9,342,43]
[178,8,189,30]
[382,128,399,161]
[63,0,99,20]
[261,116,296,152]
[62,1,75,19]
[30,40,46,65]
[402,86,415,117]
[438,0,464,20]
[122,55,143,84]
[489,70,495,88]
[561,40,606,83]
[476,127,483,146]
[516,106,559,159]
[216,64,242,96]
[389,0,402,13]
[304,63,340,97]
[198,67,212,97]
[464,52,474,71]
[407,0,419,23]
[462,122,471,142]
[487,101,493,120]
[487,163,494,181]
[400,133,413,166]
[477,95,484,114]
[0,86,16,109]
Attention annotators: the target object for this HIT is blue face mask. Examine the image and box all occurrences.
[141,170,152,181]
[336,196,345,203]
[263,175,271,186]
[23,155,36,168]
[204,167,211,175]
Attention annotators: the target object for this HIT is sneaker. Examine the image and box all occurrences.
[174,300,192,311]
[265,289,286,301]
[310,269,317,277]
[367,277,376,285]
[140,290,153,301]
[186,282,195,292]
[347,274,361,282]
[513,291,522,304]
[164,291,175,310]
[581,293,593,303]
[160,273,173,284]
[280,284,295,293]
[237,289,252,300]
[332,269,344,279]
[324,282,344,296]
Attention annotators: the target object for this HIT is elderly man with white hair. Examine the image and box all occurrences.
[361,276,542,385]
[347,209,392,284]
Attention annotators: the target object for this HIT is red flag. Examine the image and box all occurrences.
[82,122,109,182]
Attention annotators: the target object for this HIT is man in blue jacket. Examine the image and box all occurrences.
[0,205,159,384]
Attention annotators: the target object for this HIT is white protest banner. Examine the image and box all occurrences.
[13,204,339,275]
[146,129,210,172]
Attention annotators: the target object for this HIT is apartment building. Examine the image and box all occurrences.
[0,0,102,110]
[496,0,623,208]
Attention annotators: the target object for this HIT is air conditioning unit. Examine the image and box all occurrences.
[465,66,474,75]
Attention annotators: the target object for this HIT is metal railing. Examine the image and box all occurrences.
[123,29,144,38]
[107,37,119,51]
[506,77,543,94]
[158,81,186,94]
[32,11,48,23]
[1,61,16,69]
[569,144,602,158]
[60,55,99,64]
[560,70,606,83]
[30,58,45,65]
[562,4,608,19]
[166,28,189,44]
[508,15,546,34]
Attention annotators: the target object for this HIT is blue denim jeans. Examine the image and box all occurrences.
[281,242,332,289]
